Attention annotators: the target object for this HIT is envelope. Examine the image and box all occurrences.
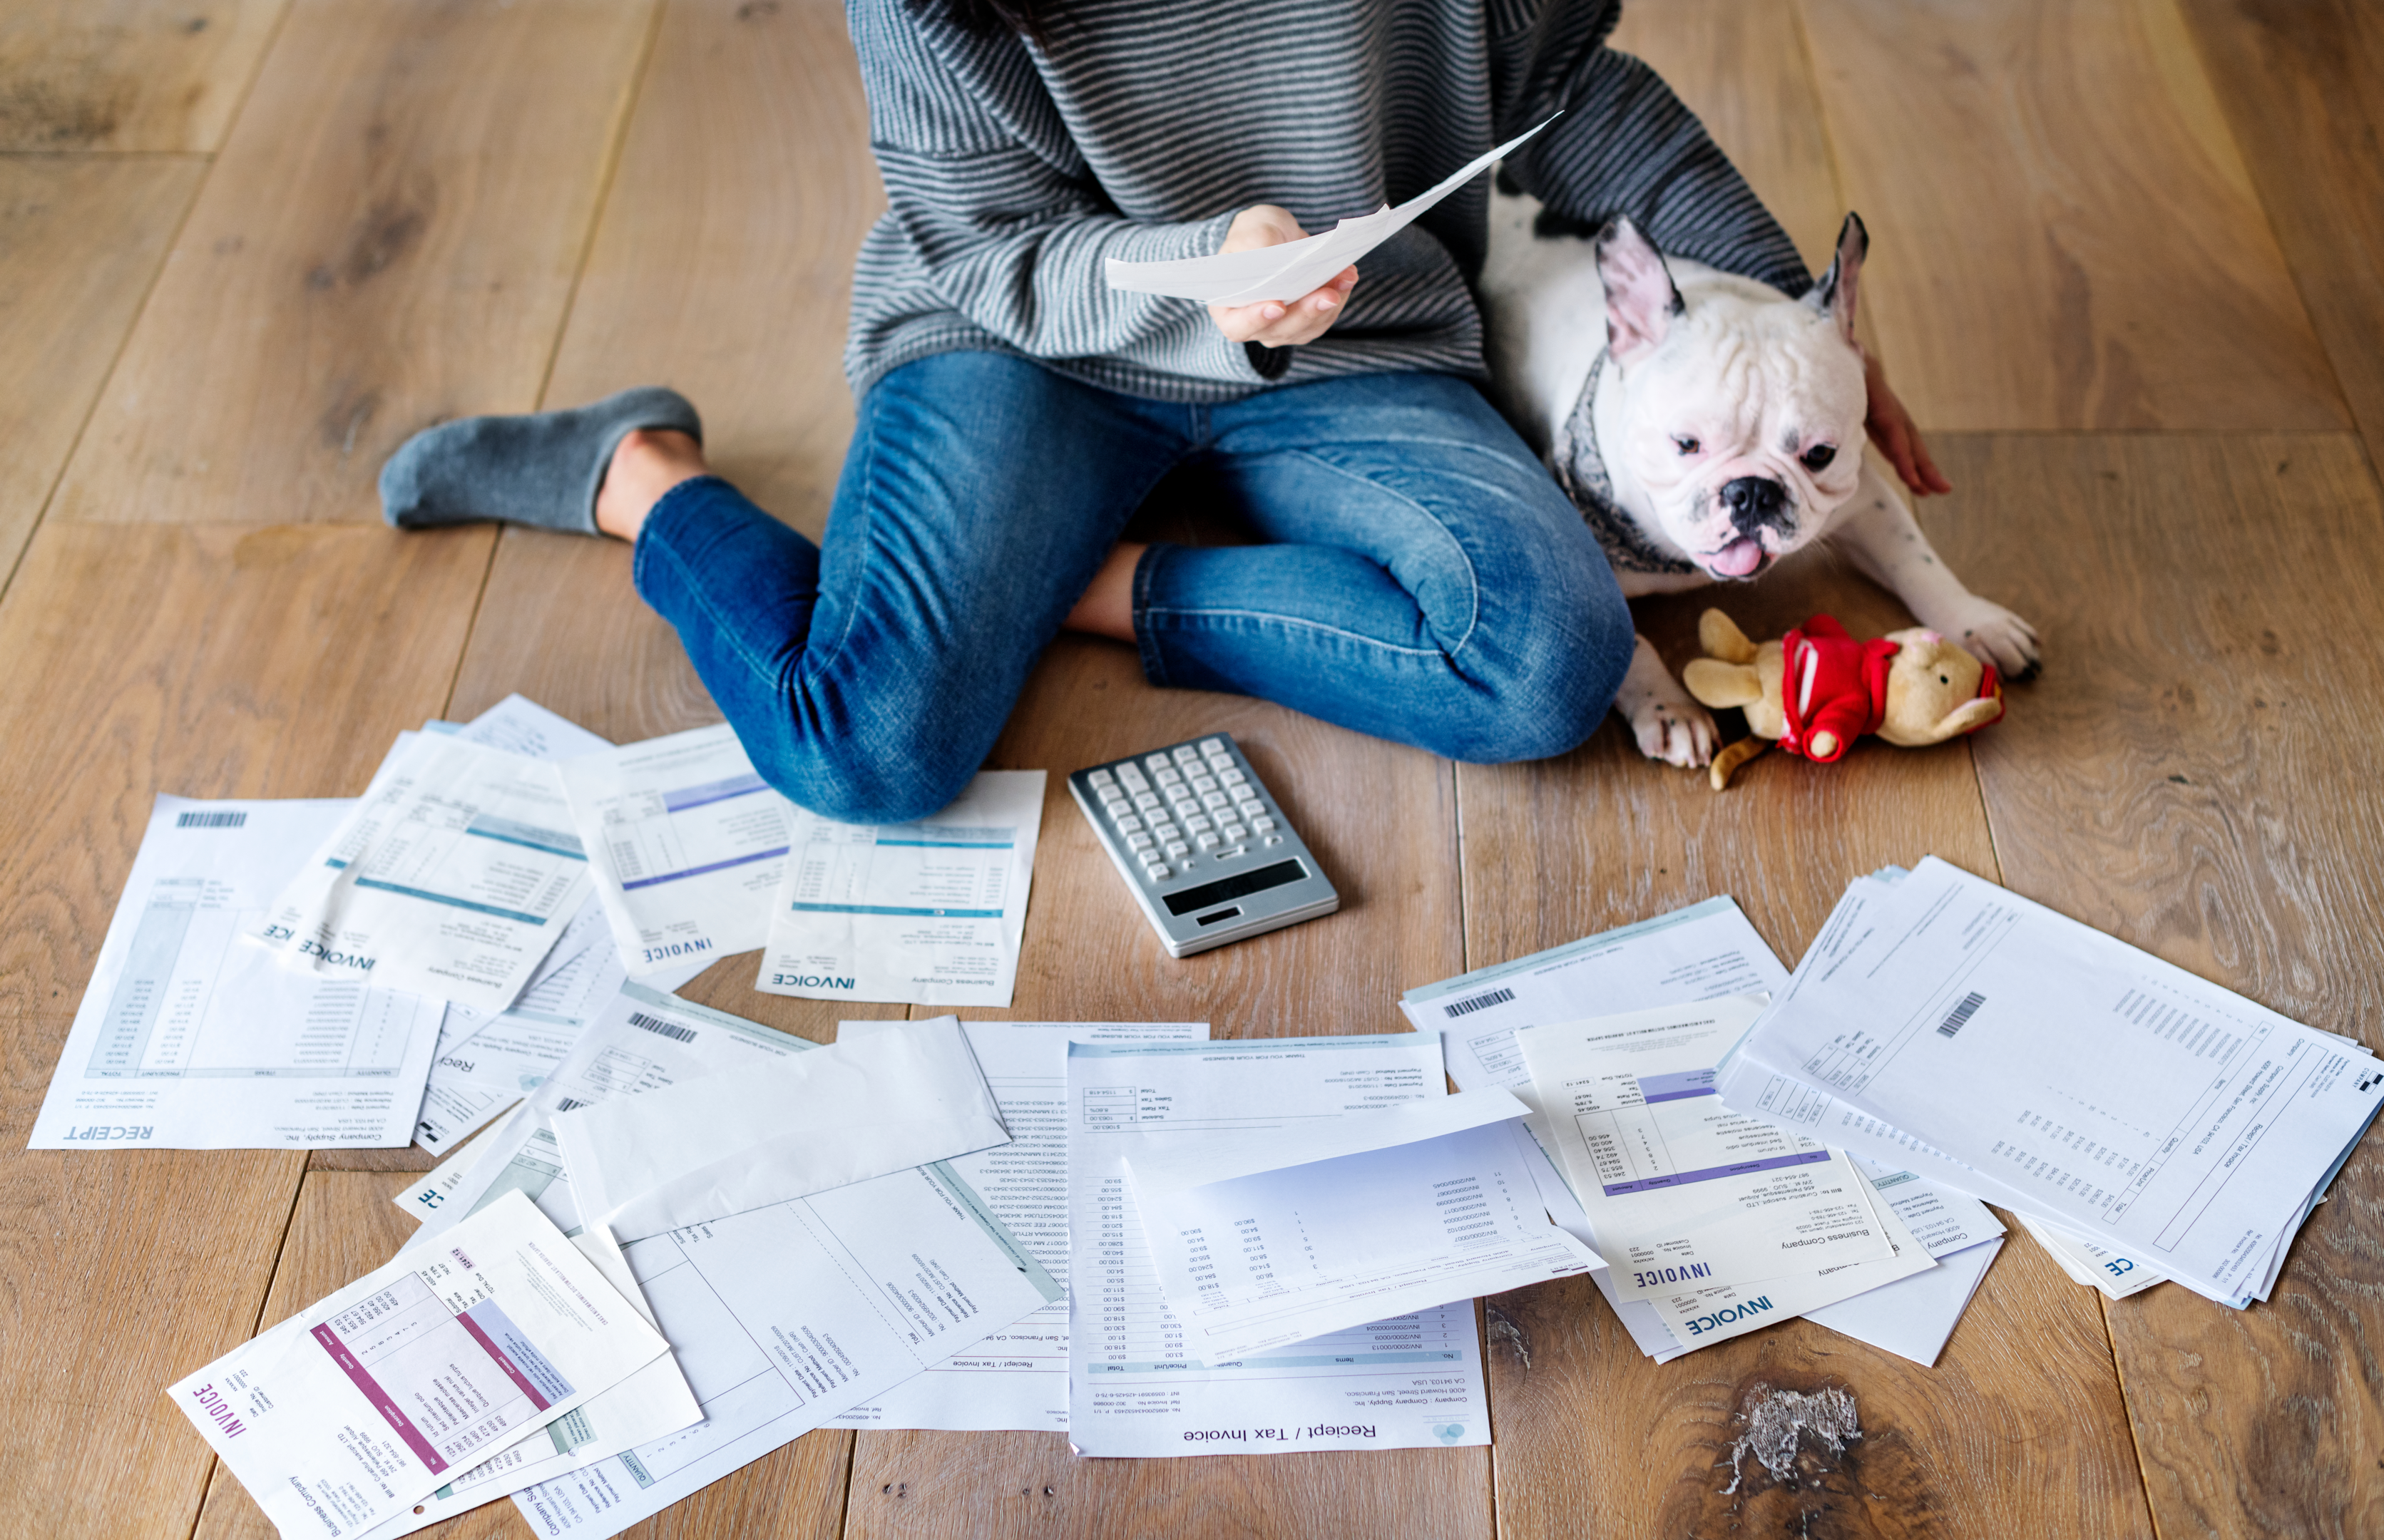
[551,1015,1012,1240]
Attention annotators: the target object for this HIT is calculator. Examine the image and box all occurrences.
[1068,734,1339,958]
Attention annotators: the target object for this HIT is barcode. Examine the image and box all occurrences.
[555,1097,590,1112]
[629,1010,697,1044]
[1937,991,1986,1038]
[176,811,247,828]
[1445,987,1516,1020]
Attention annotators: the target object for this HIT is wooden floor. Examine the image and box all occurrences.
[4,1,2381,1535]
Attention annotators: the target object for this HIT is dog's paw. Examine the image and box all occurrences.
[1930,596,2042,682]
[1624,687,1717,767]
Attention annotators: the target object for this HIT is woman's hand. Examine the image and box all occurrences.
[1863,349,1952,497]
[1207,205,1359,347]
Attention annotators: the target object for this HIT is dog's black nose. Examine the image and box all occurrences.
[1720,476,1791,534]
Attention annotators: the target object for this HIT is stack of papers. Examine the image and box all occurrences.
[1717,858,2384,1309]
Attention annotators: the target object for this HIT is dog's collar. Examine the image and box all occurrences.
[1550,348,1698,577]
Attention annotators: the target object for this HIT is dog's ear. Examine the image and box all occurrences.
[1595,217,1683,361]
[1804,212,1868,348]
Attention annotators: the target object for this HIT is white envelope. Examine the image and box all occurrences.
[551,1015,1013,1240]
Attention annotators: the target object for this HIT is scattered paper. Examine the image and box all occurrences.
[757,769,1045,1007]
[1127,1087,1601,1365]
[551,1015,1013,1241]
[558,723,793,975]
[1065,1036,1492,1458]
[251,734,596,1014]
[30,795,441,1150]
[168,1190,680,1539]
[1104,115,1559,305]
[2015,1212,2166,1300]
[832,1019,1210,1432]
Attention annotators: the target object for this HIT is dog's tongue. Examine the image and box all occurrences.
[1710,537,1765,577]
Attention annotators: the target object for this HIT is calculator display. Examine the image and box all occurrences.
[1161,858,1309,916]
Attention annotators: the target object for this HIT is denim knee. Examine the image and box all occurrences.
[748,709,986,828]
[1428,617,1633,764]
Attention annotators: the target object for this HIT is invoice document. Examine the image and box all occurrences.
[1126,1087,1601,1365]
[1721,857,2384,1304]
[414,900,705,1154]
[2016,1212,2166,1299]
[252,734,597,1013]
[169,1190,677,1539]
[1515,997,1896,1297]
[833,1019,1209,1433]
[1066,1037,1493,1458]
[1104,115,1558,304]
[31,796,441,1149]
[757,769,1045,1007]
[551,1014,1012,1241]
[511,1164,1056,1539]
[559,723,792,975]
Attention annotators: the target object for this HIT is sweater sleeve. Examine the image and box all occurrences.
[851,0,1263,379]
[1495,0,1811,295]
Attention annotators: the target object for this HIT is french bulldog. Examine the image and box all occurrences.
[1478,181,2040,766]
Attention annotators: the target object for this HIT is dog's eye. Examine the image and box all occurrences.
[1801,444,1837,472]
[1939,674,1950,685]
[1673,436,1700,456]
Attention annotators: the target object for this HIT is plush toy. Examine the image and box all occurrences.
[1682,610,2005,790]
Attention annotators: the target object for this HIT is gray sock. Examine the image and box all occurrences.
[379,386,703,535]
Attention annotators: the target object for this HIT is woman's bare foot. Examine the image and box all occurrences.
[595,428,710,541]
[1063,542,1145,642]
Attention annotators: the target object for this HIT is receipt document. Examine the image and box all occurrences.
[31,796,441,1149]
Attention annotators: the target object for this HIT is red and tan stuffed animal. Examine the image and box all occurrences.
[1682,609,2005,790]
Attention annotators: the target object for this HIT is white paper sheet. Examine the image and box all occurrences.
[756,769,1045,1007]
[1103,114,1559,304]
[169,1190,678,1539]
[558,723,793,975]
[1805,1238,2002,1367]
[832,1019,1210,1432]
[1126,1089,1602,1365]
[1515,996,1896,1295]
[251,734,598,1014]
[1720,856,2384,1305]
[2015,1212,2167,1300]
[1065,1036,1492,1458]
[31,796,442,1150]
[451,695,614,762]
[551,1015,1013,1241]
[511,1162,1058,1539]
[413,899,707,1155]
[1398,897,1790,1358]
[397,1114,515,1223]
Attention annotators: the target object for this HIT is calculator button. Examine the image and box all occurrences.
[1135,793,1160,811]
[1116,815,1144,833]
[1129,833,1155,852]
[1230,783,1259,804]
[1190,775,1217,794]
[1173,746,1201,764]
[1149,863,1171,880]
[1206,755,1234,774]
[1140,846,1165,866]
[1218,768,1245,786]
[1172,799,1200,819]
[1155,766,1182,785]
[1119,772,1147,793]
[1199,738,1225,754]
[1196,832,1221,849]
[1185,814,1213,833]
[1153,822,1180,841]
[1220,826,1247,844]
[1089,769,1115,786]
[1251,816,1277,833]
[1165,840,1190,857]
[1202,791,1230,810]
[1144,754,1171,769]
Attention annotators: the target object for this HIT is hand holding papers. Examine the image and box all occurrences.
[757,769,1045,1007]
[1126,1087,1600,1365]
[170,1190,678,1539]
[1103,115,1560,305]
[552,1015,1013,1240]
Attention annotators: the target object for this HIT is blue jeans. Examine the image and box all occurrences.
[633,351,1631,823]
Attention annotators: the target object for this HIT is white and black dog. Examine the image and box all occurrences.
[1479,179,2040,766]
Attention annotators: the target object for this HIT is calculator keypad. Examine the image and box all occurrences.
[1072,734,1299,890]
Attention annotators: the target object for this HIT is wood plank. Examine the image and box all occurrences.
[187,1171,859,1539]
[1461,552,2155,1536]
[1929,430,2384,1539]
[45,0,654,528]
[1796,0,2347,432]
[1610,0,1848,277]
[535,0,881,535]
[0,0,290,152]
[845,637,1482,1540]
[0,520,491,1540]
[2179,0,2384,458]
[0,155,202,585]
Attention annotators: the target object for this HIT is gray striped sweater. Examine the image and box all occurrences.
[844,0,1807,403]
